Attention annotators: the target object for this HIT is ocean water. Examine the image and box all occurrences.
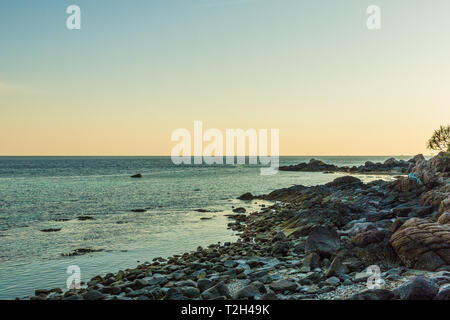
[0,156,411,299]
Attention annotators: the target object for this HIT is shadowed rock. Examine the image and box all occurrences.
[390,218,450,271]
[305,226,340,258]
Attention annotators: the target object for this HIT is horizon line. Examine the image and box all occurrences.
[0,154,433,157]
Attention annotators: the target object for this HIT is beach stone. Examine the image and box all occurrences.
[132,278,148,289]
[325,276,340,286]
[271,241,290,256]
[305,226,340,258]
[164,288,185,300]
[325,256,349,277]
[83,290,105,300]
[201,282,231,300]
[197,279,214,292]
[349,289,394,300]
[303,252,320,269]
[223,260,237,268]
[394,275,439,300]
[259,292,278,300]
[342,279,353,286]
[172,271,186,280]
[115,270,125,281]
[269,279,298,293]
[232,207,246,213]
[353,271,370,283]
[234,285,260,300]
[390,218,450,271]
[147,274,168,286]
[181,287,200,299]
[175,280,197,288]
[126,287,154,298]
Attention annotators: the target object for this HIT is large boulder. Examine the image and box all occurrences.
[412,152,449,187]
[390,218,450,271]
[394,275,439,300]
[305,226,340,258]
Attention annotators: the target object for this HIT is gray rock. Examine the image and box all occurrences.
[259,292,278,300]
[83,289,105,301]
[197,279,215,292]
[325,257,349,277]
[234,285,260,300]
[175,280,197,288]
[325,276,340,286]
[181,287,201,299]
[353,271,370,283]
[147,274,168,286]
[223,260,237,268]
[164,288,186,300]
[305,226,340,258]
[349,289,394,300]
[269,279,298,293]
[132,278,148,289]
[303,252,320,270]
[201,282,231,300]
[342,279,353,286]
[395,276,439,300]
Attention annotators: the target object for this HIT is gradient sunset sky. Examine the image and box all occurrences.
[1,0,449,156]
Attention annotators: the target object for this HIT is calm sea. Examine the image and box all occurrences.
[0,156,411,299]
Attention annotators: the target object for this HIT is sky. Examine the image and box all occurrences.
[0,0,449,156]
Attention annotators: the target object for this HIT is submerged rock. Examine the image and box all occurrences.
[40,228,61,232]
[77,216,95,221]
[131,173,143,178]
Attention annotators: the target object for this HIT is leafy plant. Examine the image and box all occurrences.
[427,125,450,153]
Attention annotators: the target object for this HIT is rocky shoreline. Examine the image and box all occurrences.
[278,157,413,174]
[27,153,450,300]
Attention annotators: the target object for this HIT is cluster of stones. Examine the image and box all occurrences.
[29,153,450,300]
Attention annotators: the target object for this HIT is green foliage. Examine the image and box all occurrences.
[427,125,450,152]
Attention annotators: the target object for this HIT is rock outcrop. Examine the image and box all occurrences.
[390,218,450,271]
[279,156,418,174]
